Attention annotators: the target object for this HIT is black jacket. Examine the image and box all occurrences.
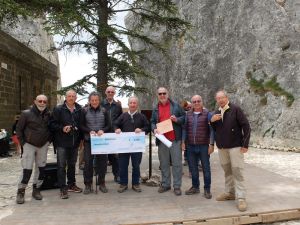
[49,102,82,148]
[211,102,251,149]
[101,99,123,132]
[16,105,51,147]
[114,112,150,134]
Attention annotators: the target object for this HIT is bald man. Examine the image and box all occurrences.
[16,94,52,204]
[50,90,83,199]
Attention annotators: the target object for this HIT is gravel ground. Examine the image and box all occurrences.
[0,146,300,224]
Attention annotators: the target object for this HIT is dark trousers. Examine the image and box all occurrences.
[108,154,119,177]
[188,144,211,190]
[83,141,107,185]
[119,152,142,186]
[56,147,78,190]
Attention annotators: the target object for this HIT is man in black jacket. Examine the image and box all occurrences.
[210,90,251,212]
[50,90,83,199]
[16,94,51,204]
[101,86,122,183]
[114,96,149,193]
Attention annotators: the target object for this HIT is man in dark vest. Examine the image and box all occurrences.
[80,91,109,194]
[182,95,214,198]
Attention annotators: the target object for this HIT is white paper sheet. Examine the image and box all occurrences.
[155,133,172,148]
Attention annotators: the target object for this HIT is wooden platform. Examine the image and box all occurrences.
[1,150,300,225]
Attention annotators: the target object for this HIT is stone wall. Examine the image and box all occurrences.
[0,30,58,132]
[126,0,300,148]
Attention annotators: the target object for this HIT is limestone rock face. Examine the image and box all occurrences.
[126,0,300,148]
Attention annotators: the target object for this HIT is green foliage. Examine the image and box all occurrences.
[1,0,191,97]
[246,71,295,107]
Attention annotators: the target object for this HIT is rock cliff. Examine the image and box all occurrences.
[126,0,300,148]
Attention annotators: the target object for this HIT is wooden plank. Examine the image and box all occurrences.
[260,209,300,223]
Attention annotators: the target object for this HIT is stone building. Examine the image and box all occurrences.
[0,30,58,132]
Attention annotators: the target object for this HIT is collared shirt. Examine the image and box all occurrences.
[128,110,138,118]
[219,101,230,120]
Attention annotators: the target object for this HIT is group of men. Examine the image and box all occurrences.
[15,86,251,212]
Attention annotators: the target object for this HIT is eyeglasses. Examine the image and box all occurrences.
[192,100,201,104]
[158,92,167,96]
[107,91,115,94]
[37,100,47,104]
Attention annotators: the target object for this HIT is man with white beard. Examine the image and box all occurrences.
[16,94,52,204]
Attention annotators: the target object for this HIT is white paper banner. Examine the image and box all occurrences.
[91,132,146,154]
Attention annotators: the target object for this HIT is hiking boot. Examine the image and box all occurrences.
[16,188,25,204]
[68,184,82,193]
[158,186,171,193]
[132,185,142,192]
[203,190,212,199]
[32,185,43,200]
[174,188,182,196]
[99,183,108,193]
[60,189,69,199]
[237,199,247,212]
[83,184,93,195]
[185,187,200,195]
[118,185,128,193]
[216,193,235,201]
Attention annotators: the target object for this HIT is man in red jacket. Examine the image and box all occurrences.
[211,90,251,212]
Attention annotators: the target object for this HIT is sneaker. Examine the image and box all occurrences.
[237,199,247,212]
[79,164,84,170]
[158,186,171,193]
[99,184,108,193]
[203,190,212,199]
[174,188,182,196]
[118,185,128,193]
[16,188,25,204]
[183,160,188,166]
[60,189,69,199]
[216,193,235,201]
[68,184,82,193]
[185,187,200,195]
[132,185,142,192]
[83,185,93,195]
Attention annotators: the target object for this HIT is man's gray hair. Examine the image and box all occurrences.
[88,91,101,101]
[128,96,139,104]
[215,90,228,97]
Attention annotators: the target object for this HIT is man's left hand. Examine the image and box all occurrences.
[240,147,248,153]
[208,145,214,155]
[135,128,142,133]
[170,115,177,122]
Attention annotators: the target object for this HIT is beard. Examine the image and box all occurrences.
[36,105,46,111]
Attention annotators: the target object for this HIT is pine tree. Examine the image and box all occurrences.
[0,0,191,97]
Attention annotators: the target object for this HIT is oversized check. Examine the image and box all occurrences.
[91,132,146,154]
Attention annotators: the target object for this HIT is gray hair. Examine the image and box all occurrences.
[88,91,101,101]
[128,96,139,104]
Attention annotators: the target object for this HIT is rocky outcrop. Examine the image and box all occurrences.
[126,0,300,148]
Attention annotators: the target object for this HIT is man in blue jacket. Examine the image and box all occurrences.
[50,90,83,199]
[151,87,185,196]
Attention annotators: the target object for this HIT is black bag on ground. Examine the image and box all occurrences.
[41,162,59,190]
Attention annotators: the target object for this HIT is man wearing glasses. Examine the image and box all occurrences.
[16,95,51,204]
[101,86,123,183]
[50,90,83,199]
[151,87,185,196]
[182,95,214,198]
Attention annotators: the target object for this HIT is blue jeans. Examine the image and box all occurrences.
[56,147,78,190]
[119,152,142,185]
[188,144,211,190]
